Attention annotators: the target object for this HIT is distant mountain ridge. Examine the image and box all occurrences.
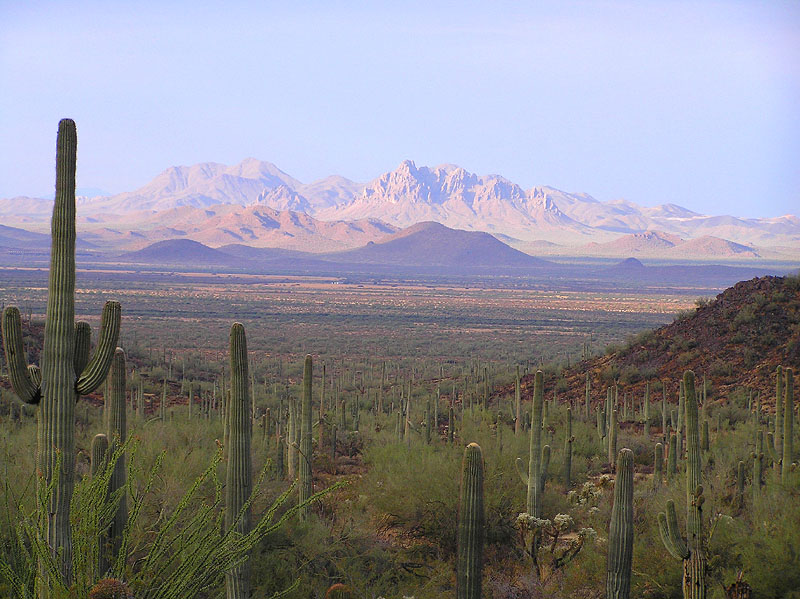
[3,158,799,257]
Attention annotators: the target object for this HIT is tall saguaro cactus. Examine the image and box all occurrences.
[782,367,794,484]
[1,119,121,584]
[516,371,550,519]
[658,370,707,599]
[225,323,252,599]
[299,354,314,519]
[607,448,634,599]
[457,443,484,599]
[108,349,128,563]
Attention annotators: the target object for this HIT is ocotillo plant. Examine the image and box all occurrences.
[0,119,121,583]
[108,349,128,564]
[299,354,314,520]
[782,367,794,483]
[457,443,484,599]
[226,323,252,599]
[607,448,634,599]
[658,370,707,599]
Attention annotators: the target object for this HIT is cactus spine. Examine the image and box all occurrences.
[225,323,252,599]
[456,443,484,599]
[607,448,634,599]
[299,354,314,519]
[0,120,121,584]
[782,367,794,483]
[658,370,707,599]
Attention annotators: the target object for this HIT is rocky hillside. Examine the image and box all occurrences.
[511,275,800,410]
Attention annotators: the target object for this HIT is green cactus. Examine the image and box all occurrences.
[107,349,128,563]
[775,365,783,456]
[585,371,591,420]
[644,383,651,437]
[658,370,707,599]
[456,442,484,599]
[515,365,522,436]
[225,323,252,599]
[287,398,297,479]
[782,367,794,484]
[449,406,455,444]
[654,442,663,489]
[516,371,550,521]
[607,448,634,599]
[752,430,763,500]
[299,354,313,520]
[736,460,745,509]
[563,407,574,488]
[91,432,110,576]
[701,420,709,452]
[608,409,618,470]
[276,435,286,480]
[0,120,121,584]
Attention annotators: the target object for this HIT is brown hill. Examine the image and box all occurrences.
[509,274,800,411]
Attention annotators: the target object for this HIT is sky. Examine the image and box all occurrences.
[0,1,798,218]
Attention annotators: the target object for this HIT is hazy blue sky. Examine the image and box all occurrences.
[1,1,797,217]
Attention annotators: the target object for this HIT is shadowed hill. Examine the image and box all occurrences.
[119,239,248,267]
[320,221,551,267]
[506,274,800,411]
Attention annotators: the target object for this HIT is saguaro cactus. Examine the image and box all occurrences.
[607,448,634,599]
[1,119,121,583]
[299,354,313,519]
[515,371,550,519]
[563,407,574,488]
[775,365,783,456]
[782,367,794,484]
[654,442,663,489]
[108,349,128,562]
[225,323,252,599]
[658,370,707,599]
[457,443,484,599]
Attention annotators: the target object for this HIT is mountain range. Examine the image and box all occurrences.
[2,158,798,258]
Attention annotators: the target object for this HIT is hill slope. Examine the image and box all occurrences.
[321,221,552,267]
[571,275,798,408]
[506,275,800,410]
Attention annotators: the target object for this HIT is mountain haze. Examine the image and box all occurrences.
[3,158,798,258]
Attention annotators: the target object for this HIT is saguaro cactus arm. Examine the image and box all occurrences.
[1,306,41,403]
[658,500,689,560]
[515,457,529,485]
[74,321,92,376]
[76,300,121,395]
